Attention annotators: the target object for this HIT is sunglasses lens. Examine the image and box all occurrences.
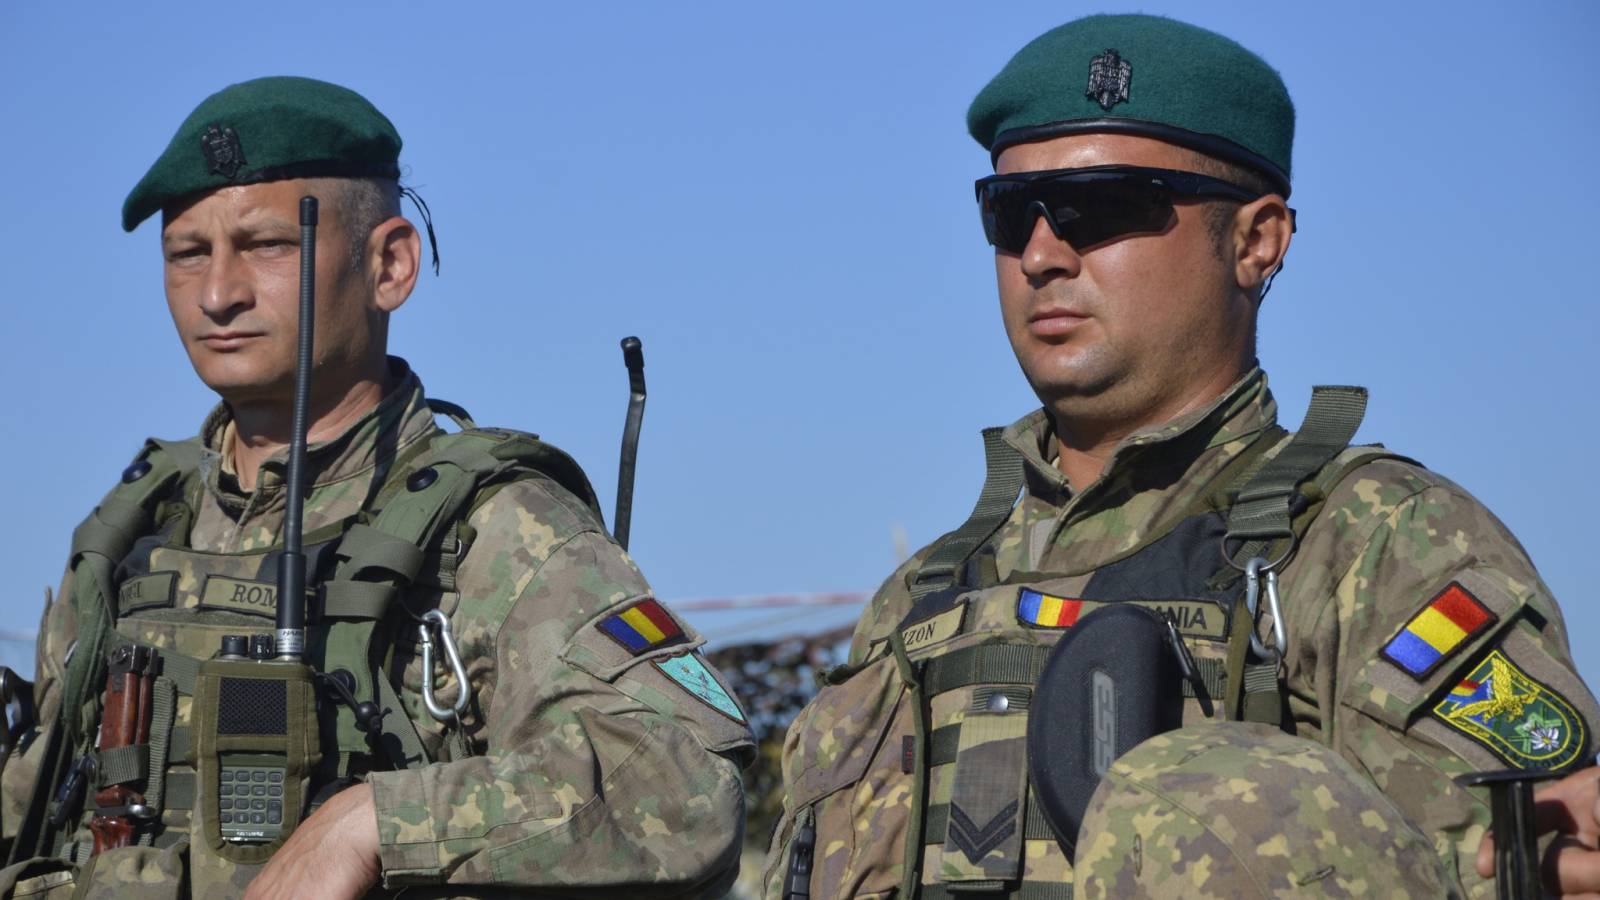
[980,176,1173,253]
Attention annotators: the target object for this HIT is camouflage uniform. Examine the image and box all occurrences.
[2,359,754,897]
[764,369,1600,898]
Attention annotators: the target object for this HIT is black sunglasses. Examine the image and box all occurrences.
[975,165,1287,254]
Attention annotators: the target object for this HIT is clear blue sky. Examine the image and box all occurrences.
[1,2,1596,687]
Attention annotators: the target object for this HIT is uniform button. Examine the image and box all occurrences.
[121,460,153,483]
[220,785,232,796]
[220,812,233,824]
[407,467,439,492]
[268,813,281,825]
[254,785,267,796]
[220,799,233,811]
[253,771,267,783]
[220,771,234,782]
[252,799,266,811]
[986,692,1010,713]
[268,771,283,783]
[268,785,282,797]
[267,801,282,816]
[251,813,266,825]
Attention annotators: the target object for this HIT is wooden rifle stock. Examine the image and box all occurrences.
[88,646,156,855]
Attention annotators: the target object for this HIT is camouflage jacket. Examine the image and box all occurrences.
[764,368,1599,899]
[3,359,754,897]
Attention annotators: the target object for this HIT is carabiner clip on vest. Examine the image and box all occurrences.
[418,609,471,723]
[1243,556,1288,664]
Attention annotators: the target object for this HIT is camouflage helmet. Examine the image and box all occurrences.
[1072,723,1464,899]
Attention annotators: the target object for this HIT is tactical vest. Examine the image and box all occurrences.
[7,403,602,896]
[772,387,1411,900]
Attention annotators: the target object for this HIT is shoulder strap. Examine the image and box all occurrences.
[1222,386,1370,571]
[906,428,1025,604]
[321,425,605,769]
[1217,387,1421,726]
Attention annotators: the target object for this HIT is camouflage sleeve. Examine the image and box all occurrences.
[1,569,75,844]
[367,477,754,895]
[1287,460,1600,895]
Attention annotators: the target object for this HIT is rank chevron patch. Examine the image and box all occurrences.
[948,800,1019,864]
[1431,649,1587,770]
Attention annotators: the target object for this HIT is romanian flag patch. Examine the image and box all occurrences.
[1017,589,1085,628]
[597,598,687,654]
[1380,582,1497,680]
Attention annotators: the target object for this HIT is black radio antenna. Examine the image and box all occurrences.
[276,196,317,661]
[613,337,647,551]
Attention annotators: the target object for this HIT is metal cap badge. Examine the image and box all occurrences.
[1086,49,1131,111]
[200,124,246,179]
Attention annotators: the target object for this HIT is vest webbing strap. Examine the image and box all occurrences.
[921,644,1052,697]
[1223,386,1368,566]
[158,653,200,697]
[910,429,1025,601]
[335,524,426,582]
[319,581,397,620]
[140,676,178,839]
[920,881,1074,899]
[93,745,146,788]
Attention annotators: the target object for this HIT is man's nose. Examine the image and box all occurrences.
[199,246,253,319]
[1020,212,1083,283]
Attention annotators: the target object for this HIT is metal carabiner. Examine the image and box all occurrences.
[418,609,471,722]
[1243,556,1289,663]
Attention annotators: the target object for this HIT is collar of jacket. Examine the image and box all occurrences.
[1001,366,1279,504]
[198,356,440,512]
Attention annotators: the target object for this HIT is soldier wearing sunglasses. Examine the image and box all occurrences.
[766,14,1600,899]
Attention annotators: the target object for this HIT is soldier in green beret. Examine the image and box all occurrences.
[765,14,1600,898]
[0,76,753,898]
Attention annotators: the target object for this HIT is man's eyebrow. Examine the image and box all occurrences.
[161,228,207,248]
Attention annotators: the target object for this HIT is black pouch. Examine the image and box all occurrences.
[1027,604,1183,854]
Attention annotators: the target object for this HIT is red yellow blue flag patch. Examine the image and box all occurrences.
[597,598,686,654]
[1017,589,1085,628]
[1380,582,1497,680]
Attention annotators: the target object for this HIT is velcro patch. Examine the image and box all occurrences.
[1381,581,1497,680]
[596,598,687,654]
[1017,589,1228,641]
[655,652,745,722]
[118,573,176,614]
[199,576,279,618]
[901,602,966,654]
[1431,649,1588,770]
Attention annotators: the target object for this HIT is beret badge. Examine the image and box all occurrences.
[200,123,246,179]
[1085,48,1132,111]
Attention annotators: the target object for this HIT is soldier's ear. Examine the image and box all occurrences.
[369,216,420,314]
[1231,195,1292,302]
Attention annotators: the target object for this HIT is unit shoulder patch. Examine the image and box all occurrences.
[1431,649,1588,770]
[596,597,687,655]
[1380,581,1497,680]
[655,652,746,722]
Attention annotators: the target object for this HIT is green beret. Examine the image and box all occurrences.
[967,15,1294,195]
[122,76,402,232]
